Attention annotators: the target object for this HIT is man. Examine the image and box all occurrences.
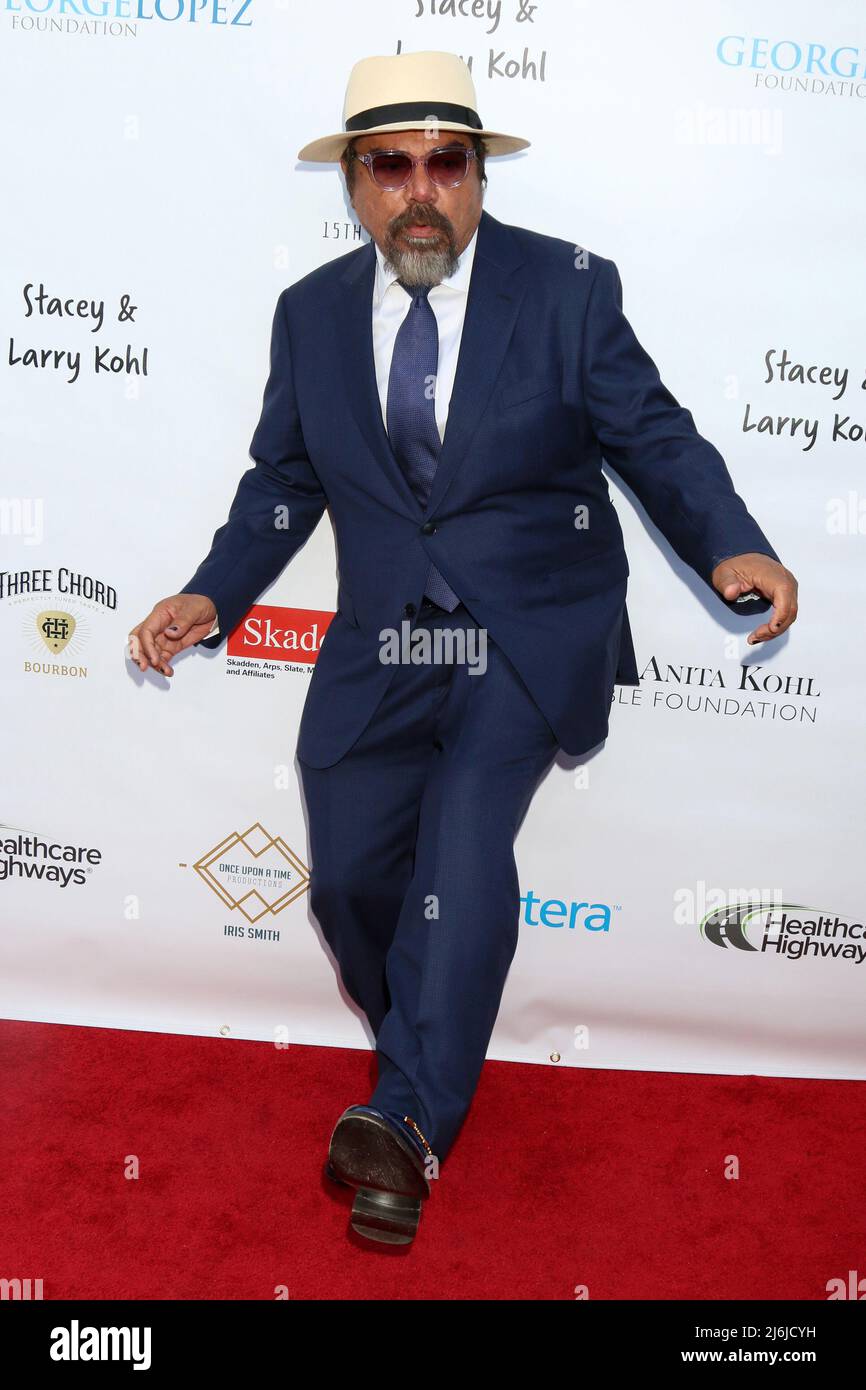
[129,51,797,1247]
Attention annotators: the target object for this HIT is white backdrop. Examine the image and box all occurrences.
[2,0,864,1081]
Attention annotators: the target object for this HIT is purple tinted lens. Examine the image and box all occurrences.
[370,153,413,187]
[428,149,470,184]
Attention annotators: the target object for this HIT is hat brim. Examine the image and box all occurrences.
[297,122,530,162]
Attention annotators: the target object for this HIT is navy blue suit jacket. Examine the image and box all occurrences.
[181,209,780,767]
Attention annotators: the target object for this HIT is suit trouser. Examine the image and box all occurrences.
[297,600,559,1163]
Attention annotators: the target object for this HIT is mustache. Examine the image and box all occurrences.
[390,206,454,235]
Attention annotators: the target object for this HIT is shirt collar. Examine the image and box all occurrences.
[373,222,479,307]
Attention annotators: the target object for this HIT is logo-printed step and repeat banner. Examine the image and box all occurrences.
[2,1,863,1079]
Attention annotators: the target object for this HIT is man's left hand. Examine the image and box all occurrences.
[711,552,799,645]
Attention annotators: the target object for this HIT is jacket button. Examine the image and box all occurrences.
[420,521,437,535]
[404,603,416,618]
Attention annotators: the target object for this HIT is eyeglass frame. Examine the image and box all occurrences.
[350,142,479,190]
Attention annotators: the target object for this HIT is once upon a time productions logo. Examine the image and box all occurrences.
[613,655,820,728]
[0,566,117,679]
[0,822,103,888]
[701,900,866,967]
[189,822,310,942]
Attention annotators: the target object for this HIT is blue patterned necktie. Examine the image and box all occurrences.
[385,280,460,612]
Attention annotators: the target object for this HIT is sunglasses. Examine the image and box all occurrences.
[355,144,477,190]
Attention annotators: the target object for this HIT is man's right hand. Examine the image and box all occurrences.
[127,594,217,677]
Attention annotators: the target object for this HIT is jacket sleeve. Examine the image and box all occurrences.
[581,254,782,614]
[178,287,328,647]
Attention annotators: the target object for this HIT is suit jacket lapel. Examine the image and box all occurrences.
[333,241,422,516]
[426,210,526,516]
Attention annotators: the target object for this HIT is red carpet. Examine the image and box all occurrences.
[1,1018,863,1300]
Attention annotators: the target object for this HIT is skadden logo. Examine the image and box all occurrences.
[224,603,335,679]
[9,0,254,40]
[701,900,866,967]
[716,36,866,97]
[520,889,617,934]
[193,822,309,927]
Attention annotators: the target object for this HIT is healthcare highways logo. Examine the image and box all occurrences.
[701,901,865,966]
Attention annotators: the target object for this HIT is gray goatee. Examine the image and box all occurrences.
[382,214,460,288]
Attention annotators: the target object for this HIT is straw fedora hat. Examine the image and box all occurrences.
[297,49,530,163]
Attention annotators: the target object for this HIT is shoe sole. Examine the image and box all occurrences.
[325,1157,420,1244]
[350,1187,422,1244]
[328,1111,430,1245]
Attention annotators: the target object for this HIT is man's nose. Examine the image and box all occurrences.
[404,158,437,203]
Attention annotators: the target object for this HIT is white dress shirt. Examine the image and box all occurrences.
[372,221,478,444]
[204,223,479,640]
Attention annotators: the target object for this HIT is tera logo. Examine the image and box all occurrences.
[701,901,866,966]
[520,890,615,933]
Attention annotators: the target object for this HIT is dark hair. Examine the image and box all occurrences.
[342,131,488,194]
